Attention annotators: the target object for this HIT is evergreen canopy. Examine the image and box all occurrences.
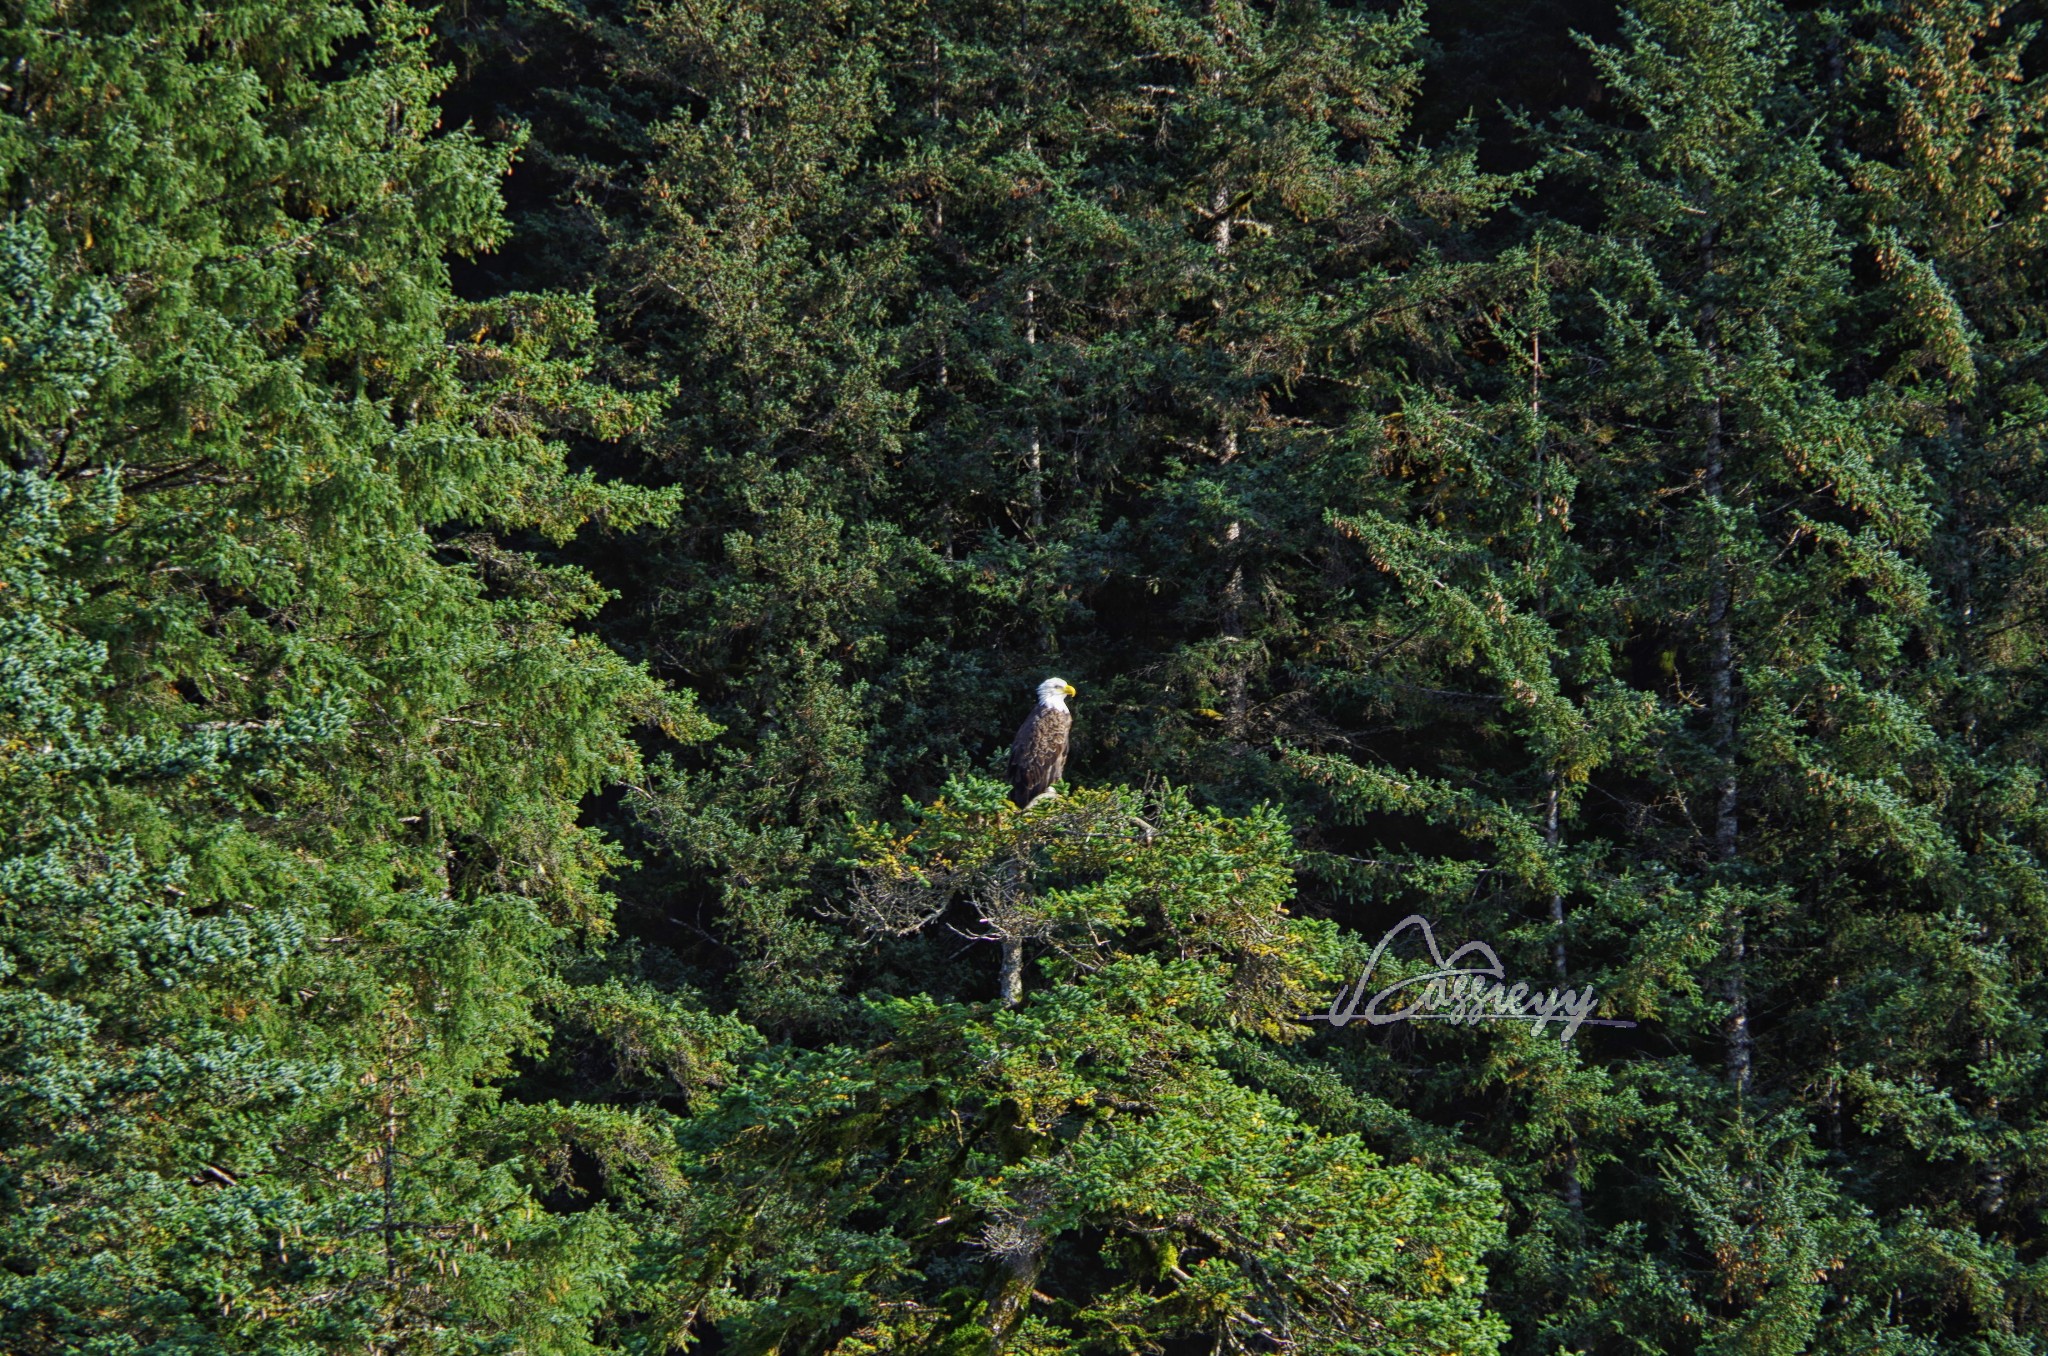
[4,0,2047,1352]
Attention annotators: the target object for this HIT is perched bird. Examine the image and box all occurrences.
[1009,677,1076,807]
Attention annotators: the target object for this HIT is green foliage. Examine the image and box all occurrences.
[496,0,1515,1036]
[9,0,2048,1351]
[0,0,714,1349]
[641,779,1508,1355]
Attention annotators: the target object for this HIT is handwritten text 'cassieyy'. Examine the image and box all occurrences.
[1305,914,1636,1043]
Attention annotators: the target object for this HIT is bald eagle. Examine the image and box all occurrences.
[1009,677,1075,807]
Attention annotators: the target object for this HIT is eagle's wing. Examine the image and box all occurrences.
[1009,706,1072,806]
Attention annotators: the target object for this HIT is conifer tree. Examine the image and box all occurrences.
[1426,2,2044,1350]
[475,0,1509,1034]
[15,0,2048,1349]
[0,1,724,1348]
[626,779,1512,1355]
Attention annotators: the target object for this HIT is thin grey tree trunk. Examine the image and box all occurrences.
[1000,932,1024,1009]
[1024,231,1042,534]
[1703,390,1749,1094]
[1545,771,1583,1212]
[1211,184,1249,741]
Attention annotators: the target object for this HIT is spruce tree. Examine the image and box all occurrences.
[472,0,1509,1027]
[16,0,2048,1349]
[0,1,724,1349]
[1425,1,2045,1350]
[637,780,1511,1355]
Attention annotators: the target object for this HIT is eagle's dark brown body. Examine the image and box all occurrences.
[1008,682,1073,806]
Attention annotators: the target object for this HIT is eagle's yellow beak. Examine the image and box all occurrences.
[1063,682,1077,698]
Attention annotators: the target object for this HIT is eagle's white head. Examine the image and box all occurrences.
[1037,676,1076,712]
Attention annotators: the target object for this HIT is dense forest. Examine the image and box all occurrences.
[4,0,2046,1350]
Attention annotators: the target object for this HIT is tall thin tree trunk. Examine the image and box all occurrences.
[1953,420,1978,748]
[1703,391,1749,1093]
[1000,932,1024,1009]
[1211,184,1248,741]
[381,1093,400,1282]
[1546,773,1569,979]
[1824,973,1844,1149]
[1950,451,2008,1219]
[1530,249,1546,532]
[1695,221,1749,1095]
[1544,771,1583,1212]
[1221,527,1247,741]
[1526,280,1582,1211]
[1977,1030,2007,1220]
[1025,233,1042,534]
